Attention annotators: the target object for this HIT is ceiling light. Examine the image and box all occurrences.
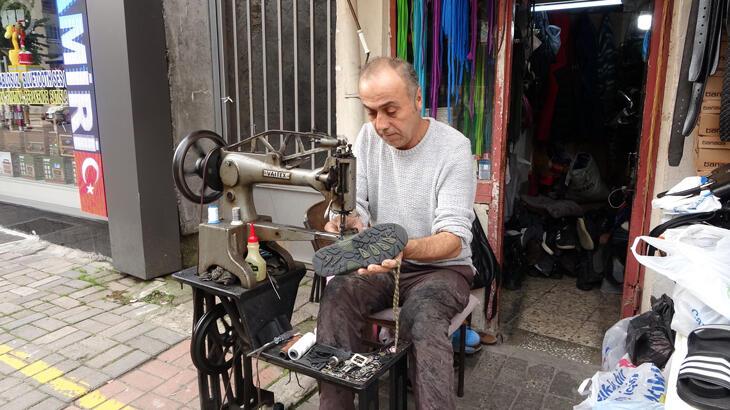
[637,13,652,31]
[534,0,623,12]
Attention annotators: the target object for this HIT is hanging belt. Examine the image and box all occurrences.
[668,0,700,166]
[721,1,730,141]
[669,0,727,166]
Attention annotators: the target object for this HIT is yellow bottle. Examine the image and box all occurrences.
[245,224,267,282]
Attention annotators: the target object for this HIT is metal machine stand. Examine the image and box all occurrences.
[174,261,306,409]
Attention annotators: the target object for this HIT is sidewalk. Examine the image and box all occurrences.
[0,230,321,409]
[0,228,597,409]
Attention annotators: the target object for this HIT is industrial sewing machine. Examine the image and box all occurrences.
[171,130,358,408]
[172,129,356,288]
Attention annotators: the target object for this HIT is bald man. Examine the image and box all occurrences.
[316,57,476,410]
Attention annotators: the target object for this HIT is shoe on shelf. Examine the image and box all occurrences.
[541,231,555,256]
[555,222,577,250]
[532,253,556,278]
[313,223,408,277]
[576,217,595,250]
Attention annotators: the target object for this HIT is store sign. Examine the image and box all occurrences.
[0,70,67,89]
[58,0,107,217]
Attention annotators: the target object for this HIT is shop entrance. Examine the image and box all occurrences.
[498,0,655,353]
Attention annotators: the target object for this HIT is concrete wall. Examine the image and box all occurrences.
[335,0,389,142]
[640,0,695,311]
[161,0,217,235]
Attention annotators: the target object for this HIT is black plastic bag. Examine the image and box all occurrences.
[470,215,499,290]
[625,294,675,368]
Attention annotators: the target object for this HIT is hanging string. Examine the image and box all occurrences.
[473,41,486,155]
[442,0,470,124]
[412,0,427,116]
[397,0,409,60]
[467,0,478,116]
[429,0,442,118]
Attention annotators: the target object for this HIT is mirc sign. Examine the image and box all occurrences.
[57,0,107,217]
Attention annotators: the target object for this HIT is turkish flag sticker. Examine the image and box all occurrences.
[74,151,108,217]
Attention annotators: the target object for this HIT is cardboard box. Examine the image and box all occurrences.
[698,134,730,150]
[704,75,723,100]
[24,131,51,155]
[698,113,720,136]
[1,131,24,153]
[701,99,722,114]
[42,156,75,184]
[0,151,18,177]
[16,154,44,180]
[694,142,730,173]
[58,134,74,157]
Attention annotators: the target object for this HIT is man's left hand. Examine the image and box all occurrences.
[358,252,402,275]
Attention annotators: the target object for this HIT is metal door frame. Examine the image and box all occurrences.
[489,0,675,317]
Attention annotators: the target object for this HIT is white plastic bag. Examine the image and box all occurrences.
[671,284,730,337]
[566,153,609,201]
[575,356,666,410]
[630,225,730,319]
[602,317,632,371]
[651,176,721,217]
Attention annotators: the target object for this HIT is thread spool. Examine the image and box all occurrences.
[207,205,220,224]
[231,207,243,225]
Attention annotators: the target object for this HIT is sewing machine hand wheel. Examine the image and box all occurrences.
[172,130,226,204]
[191,304,240,374]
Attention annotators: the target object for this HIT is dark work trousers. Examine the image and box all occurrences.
[316,262,473,410]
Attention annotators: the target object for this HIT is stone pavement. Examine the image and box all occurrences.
[0,229,321,409]
[0,228,597,409]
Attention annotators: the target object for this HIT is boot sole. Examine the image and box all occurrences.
[313,223,408,277]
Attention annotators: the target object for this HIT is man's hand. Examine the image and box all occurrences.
[324,213,365,233]
[358,252,402,275]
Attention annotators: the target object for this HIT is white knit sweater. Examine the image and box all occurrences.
[352,117,476,268]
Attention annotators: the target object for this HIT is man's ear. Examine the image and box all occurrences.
[415,87,423,112]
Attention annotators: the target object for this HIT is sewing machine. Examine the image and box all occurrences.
[172,129,356,289]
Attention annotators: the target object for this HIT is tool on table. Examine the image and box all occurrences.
[656,164,730,199]
[247,330,299,358]
[172,129,356,288]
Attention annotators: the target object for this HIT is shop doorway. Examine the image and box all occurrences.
[496,0,658,353]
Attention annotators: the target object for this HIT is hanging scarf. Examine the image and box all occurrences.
[441,0,470,124]
[397,0,409,60]
[429,0,442,118]
[412,0,428,116]
[467,0,478,116]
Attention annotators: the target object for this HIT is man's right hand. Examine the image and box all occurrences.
[324,213,365,233]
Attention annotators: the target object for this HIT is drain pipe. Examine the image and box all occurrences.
[335,0,365,142]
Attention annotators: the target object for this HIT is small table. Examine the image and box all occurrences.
[255,341,410,410]
[173,265,306,410]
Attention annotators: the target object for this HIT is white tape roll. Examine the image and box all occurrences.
[287,332,316,361]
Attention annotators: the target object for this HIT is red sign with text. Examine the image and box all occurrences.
[74,151,107,217]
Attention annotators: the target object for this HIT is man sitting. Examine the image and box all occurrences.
[316,56,476,410]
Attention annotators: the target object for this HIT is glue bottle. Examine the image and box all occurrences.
[245,224,267,282]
